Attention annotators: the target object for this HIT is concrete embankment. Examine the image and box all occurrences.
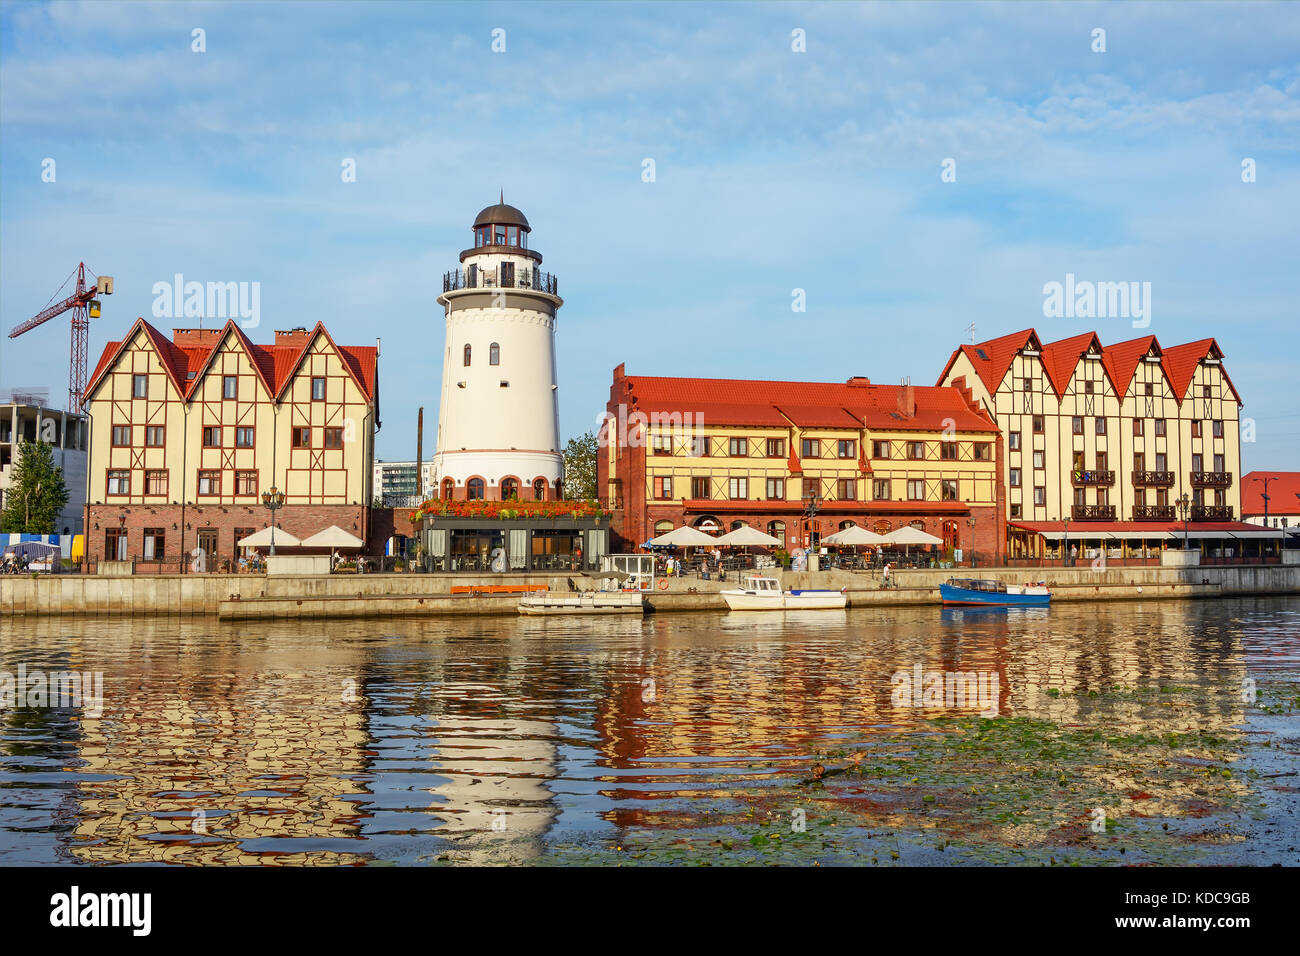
[1,563,1297,619]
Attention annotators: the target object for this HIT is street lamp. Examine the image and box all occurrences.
[1252,475,1275,527]
[967,515,977,568]
[261,485,286,556]
[1176,492,1191,551]
[802,490,822,548]
[1062,516,1071,567]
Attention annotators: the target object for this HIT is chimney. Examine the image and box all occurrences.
[275,327,312,348]
[846,376,871,387]
[172,328,220,348]
[897,377,916,419]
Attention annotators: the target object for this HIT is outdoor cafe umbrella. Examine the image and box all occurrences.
[884,525,944,563]
[300,525,365,549]
[822,525,889,546]
[237,526,302,549]
[713,525,781,547]
[646,525,717,547]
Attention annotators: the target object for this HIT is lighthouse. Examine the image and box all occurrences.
[432,196,564,502]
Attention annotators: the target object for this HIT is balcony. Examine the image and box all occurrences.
[1071,504,1116,520]
[1132,505,1175,521]
[1071,469,1114,486]
[1191,505,1234,521]
[443,268,558,295]
[1190,471,1232,488]
[1132,471,1174,487]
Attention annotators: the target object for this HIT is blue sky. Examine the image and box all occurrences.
[1,0,1297,468]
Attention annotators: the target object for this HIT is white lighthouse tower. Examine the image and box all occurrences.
[432,196,564,502]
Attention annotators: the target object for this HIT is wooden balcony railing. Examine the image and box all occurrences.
[1071,469,1114,486]
[1191,504,1234,521]
[1132,505,1175,521]
[1132,471,1174,486]
[1071,504,1116,520]
[1190,471,1233,488]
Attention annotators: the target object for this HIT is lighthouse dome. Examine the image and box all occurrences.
[473,200,530,231]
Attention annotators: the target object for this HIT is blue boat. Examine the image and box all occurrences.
[940,577,1051,607]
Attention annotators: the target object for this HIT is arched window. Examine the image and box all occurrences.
[654,520,674,534]
[489,342,500,366]
[463,344,472,367]
[730,520,747,531]
[467,478,485,500]
[768,520,786,541]
[501,477,519,500]
[442,478,454,499]
[839,520,858,530]
[872,520,892,536]
[533,478,546,501]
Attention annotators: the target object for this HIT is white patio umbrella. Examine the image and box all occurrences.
[885,526,944,546]
[646,525,718,547]
[237,526,301,549]
[300,525,365,549]
[714,525,782,547]
[822,525,890,546]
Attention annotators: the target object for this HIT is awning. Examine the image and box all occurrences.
[822,525,890,546]
[714,525,782,547]
[1009,521,1284,541]
[237,526,301,548]
[646,525,717,547]
[300,525,365,549]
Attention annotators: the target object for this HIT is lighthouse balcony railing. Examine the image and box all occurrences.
[444,269,558,295]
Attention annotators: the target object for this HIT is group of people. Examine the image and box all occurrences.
[1,551,32,574]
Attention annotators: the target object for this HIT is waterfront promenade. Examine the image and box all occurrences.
[2,560,1298,619]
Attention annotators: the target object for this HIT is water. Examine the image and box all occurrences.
[1,598,1297,866]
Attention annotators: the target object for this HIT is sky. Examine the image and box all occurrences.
[1,0,1297,469]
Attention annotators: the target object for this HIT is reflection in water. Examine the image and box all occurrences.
[0,598,1296,865]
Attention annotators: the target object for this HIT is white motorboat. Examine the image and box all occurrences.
[518,591,645,615]
[721,575,847,611]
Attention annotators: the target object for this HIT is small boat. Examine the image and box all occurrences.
[940,577,1051,607]
[721,575,847,611]
[518,591,644,615]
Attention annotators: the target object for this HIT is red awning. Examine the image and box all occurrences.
[1009,520,1282,540]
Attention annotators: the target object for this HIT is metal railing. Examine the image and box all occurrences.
[1191,504,1234,521]
[1132,470,1174,486]
[443,268,558,295]
[1190,471,1233,487]
[1132,505,1175,520]
[1071,504,1116,520]
[1071,469,1114,486]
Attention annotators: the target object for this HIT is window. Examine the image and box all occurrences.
[1095,418,1107,435]
[1203,384,1212,398]
[941,479,959,501]
[235,427,254,448]
[197,470,221,496]
[906,441,925,460]
[1133,419,1144,437]
[872,440,891,459]
[1008,431,1020,451]
[973,442,991,461]
[145,425,164,447]
[1033,450,1045,469]
[652,434,671,456]
[1134,452,1145,472]
[1213,420,1223,438]
[312,377,326,400]
[1034,486,1046,506]
[142,528,165,561]
[324,427,344,449]
[1155,418,1167,437]
[532,478,546,500]
[907,479,925,501]
[105,528,128,561]
[800,438,820,459]
[940,442,957,460]
[292,427,311,449]
[1144,383,1153,396]
[1032,415,1044,434]
[112,425,131,446]
[1023,378,1032,392]
[1213,454,1224,473]
[495,225,506,245]
[132,374,148,398]
[653,476,673,499]
[223,376,237,400]
[1010,504,1022,519]
[768,520,786,542]
[145,470,167,496]
[235,528,256,553]
[837,440,856,459]
[490,342,500,366]
[729,437,747,457]
[766,477,785,500]
[872,478,891,500]
[1191,420,1202,438]
[1010,468,1021,487]
[466,478,485,500]
[1071,417,1083,435]
[728,477,748,499]
[837,478,857,500]
[802,478,819,498]
[106,470,130,495]
[766,438,786,457]
[1155,453,1167,471]
[691,476,710,499]
[235,471,257,496]
[203,426,221,448]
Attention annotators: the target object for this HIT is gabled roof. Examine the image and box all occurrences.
[1100,335,1160,398]
[1040,332,1106,397]
[1160,338,1240,403]
[935,329,1040,394]
[85,317,188,403]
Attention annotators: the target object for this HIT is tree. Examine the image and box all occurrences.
[561,430,598,500]
[0,440,70,534]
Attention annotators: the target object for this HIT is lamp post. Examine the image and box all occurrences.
[967,514,977,568]
[1062,517,1071,567]
[1176,492,1191,551]
[802,490,822,548]
[1252,475,1275,527]
[261,485,286,556]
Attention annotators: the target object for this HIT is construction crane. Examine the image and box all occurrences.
[7,262,113,411]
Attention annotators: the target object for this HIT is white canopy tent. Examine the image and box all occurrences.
[885,526,945,546]
[301,525,365,549]
[237,527,301,549]
[822,525,890,546]
[714,525,782,547]
[647,525,718,547]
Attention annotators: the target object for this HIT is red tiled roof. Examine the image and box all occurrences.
[1040,332,1104,397]
[1159,338,1240,404]
[85,318,377,405]
[935,329,1039,395]
[621,374,998,433]
[1100,335,1159,398]
[1241,471,1300,516]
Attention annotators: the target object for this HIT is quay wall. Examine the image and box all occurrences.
[1,563,1298,620]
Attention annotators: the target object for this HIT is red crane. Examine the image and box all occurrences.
[7,262,113,411]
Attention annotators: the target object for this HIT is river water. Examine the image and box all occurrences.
[1,598,1297,866]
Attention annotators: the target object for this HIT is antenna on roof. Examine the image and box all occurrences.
[966,322,976,344]
[500,188,504,204]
